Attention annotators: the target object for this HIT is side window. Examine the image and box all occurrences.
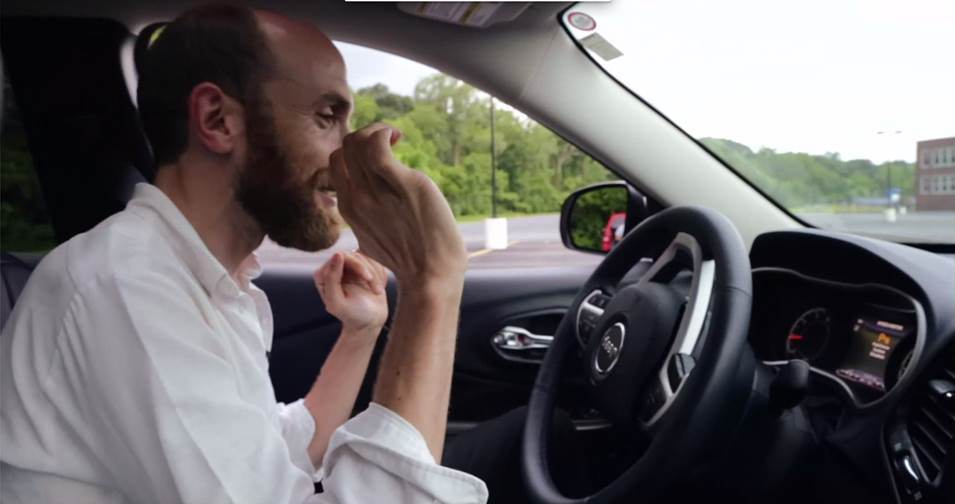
[1,72,56,252]
[256,44,614,269]
[356,74,614,219]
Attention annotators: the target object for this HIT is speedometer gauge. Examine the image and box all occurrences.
[786,308,831,361]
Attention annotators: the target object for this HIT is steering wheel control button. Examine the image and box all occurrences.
[593,322,626,377]
[577,290,607,346]
[590,293,610,308]
[666,353,696,391]
[639,381,667,422]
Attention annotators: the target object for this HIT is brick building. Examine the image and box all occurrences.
[915,137,955,211]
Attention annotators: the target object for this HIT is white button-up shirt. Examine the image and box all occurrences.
[0,183,487,504]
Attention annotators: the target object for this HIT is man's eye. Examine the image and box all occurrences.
[315,109,338,128]
[315,113,336,127]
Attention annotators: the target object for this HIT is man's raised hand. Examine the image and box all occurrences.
[329,123,467,290]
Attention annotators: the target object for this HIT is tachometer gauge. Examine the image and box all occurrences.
[786,308,831,361]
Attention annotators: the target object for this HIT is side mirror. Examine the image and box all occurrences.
[560,181,649,254]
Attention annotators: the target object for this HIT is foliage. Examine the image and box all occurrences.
[352,76,616,218]
[0,73,922,253]
[1,82,56,252]
[700,138,915,210]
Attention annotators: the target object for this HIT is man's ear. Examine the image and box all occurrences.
[188,82,243,156]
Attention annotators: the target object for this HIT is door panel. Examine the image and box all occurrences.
[257,264,595,421]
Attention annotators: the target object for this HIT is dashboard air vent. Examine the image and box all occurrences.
[907,357,955,484]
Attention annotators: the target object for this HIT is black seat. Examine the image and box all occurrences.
[0,20,179,332]
[0,252,40,330]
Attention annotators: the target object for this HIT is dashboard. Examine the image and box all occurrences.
[750,267,923,406]
[748,230,955,504]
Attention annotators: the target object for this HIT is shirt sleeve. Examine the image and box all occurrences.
[67,269,317,504]
[316,403,488,504]
[68,268,486,504]
[276,399,321,479]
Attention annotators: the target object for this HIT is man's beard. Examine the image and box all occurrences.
[235,97,341,252]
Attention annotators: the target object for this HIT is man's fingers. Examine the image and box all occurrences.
[344,124,406,199]
[389,128,403,146]
[324,252,345,303]
[343,134,375,194]
[350,122,393,143]
[356,250,389,291]
[329,149,354,215]
[341,252,374,284]
[313,259,331,288]
[350,251,386,295]
[362,128,405,186]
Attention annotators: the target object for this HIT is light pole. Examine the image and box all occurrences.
[490,96,497,218]
[876,130,902,208]
[483,95,508,250]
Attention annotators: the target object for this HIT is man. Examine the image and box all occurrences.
[0,4,496,503]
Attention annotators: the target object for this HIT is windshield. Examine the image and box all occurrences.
[562,1,955,244]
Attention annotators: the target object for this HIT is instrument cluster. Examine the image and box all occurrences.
[750,268,921,405]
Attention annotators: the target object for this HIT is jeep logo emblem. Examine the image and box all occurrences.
[594,322,626,375]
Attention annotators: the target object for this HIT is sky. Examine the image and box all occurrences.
[336,42,437,97]
[565,0,954,163]
[335,41,525,118]
[336,0,954,164]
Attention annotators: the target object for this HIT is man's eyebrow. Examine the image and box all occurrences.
[321,92,352,112]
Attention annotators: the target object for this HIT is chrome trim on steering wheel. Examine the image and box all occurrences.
[638,232,715,427]
[576,289,606,346]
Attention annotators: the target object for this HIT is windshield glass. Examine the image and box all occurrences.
[562,1,955,244]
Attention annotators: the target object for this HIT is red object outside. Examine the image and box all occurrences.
[602,212,627,252]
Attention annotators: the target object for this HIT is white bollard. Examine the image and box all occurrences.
[883,208,897,223]
[484,217,508,250]
[898,206,907,216]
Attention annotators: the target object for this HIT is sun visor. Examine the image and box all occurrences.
[397,2,531,28]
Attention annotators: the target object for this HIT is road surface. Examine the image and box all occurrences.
[257,214,601,271]
[797,211,955,243]
[257,211,954,272]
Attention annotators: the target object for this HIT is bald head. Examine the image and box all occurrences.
[256,10,344,82]
[137,4,351,167]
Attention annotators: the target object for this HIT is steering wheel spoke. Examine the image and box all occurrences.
[636,232,716,427]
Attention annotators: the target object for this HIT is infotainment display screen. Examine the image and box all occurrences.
[835,317,909,391]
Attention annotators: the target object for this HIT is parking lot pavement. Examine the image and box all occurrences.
[256,235,595,271]
[467,240,601,269]
[256,214,590,271]
[797,211,955,243]
[255,211,954,273]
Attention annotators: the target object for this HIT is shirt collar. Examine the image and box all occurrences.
[126,183,259,299]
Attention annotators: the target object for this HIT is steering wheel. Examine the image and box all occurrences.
[523,206,755,503]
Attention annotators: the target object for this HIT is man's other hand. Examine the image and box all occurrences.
[329,123,467,291]
[314,251,388,337]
